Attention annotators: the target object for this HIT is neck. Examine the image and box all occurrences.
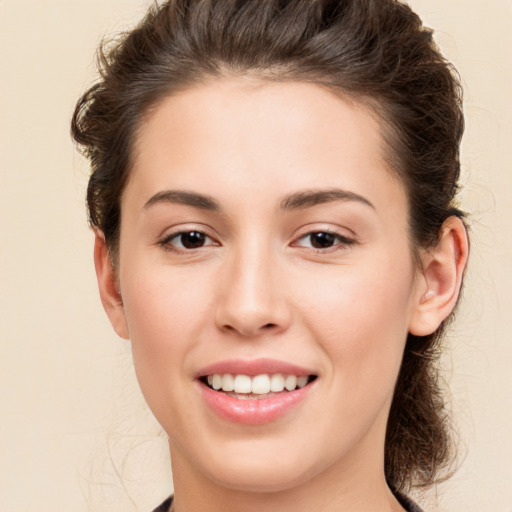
[168,442,406,512]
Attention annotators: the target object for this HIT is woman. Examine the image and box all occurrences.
[72,1,469,510]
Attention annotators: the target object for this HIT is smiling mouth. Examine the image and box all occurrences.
[200,373,318,400]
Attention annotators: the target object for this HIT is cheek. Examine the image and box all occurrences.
[295,257,416,395]
[119,264,213,409]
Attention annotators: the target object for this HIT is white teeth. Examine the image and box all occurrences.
[233,375,252,394]
[270,373,285,392]
[251,374,271,394]
[297,376,308,388]
[205,373,312,394]
[284,375,297,391]
[212,374,222,390]
[221,373,234,392]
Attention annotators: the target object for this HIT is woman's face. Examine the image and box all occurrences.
[113,79,426,492]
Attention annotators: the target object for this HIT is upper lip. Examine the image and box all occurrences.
[195,358,317,378]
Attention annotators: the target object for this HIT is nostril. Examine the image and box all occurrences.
[221,322,277,335]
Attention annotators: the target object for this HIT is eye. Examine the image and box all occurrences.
[294,231,354,251]
[159,230,218,252]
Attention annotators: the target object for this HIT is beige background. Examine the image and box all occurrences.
[1,1,511,510]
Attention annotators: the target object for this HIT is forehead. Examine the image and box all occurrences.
[126,79,407,218]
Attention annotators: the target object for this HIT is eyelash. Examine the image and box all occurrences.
[157,229,355,254]
[292,231,355,253]
[157,230,219,254]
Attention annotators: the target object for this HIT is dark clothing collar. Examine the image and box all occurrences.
[152,493,424,512]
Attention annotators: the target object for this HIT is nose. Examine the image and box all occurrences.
[215,245,291,338]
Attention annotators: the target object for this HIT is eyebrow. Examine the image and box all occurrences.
[143,190,221,211]
[280,188,375,211]
[143,187,374,213]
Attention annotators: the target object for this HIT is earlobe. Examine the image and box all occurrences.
[409,216,469,336]
[93,230,130,340]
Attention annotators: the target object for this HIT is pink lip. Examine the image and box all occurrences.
[195,358,317,425]
[195,358,315,378]
[199,380,315,425]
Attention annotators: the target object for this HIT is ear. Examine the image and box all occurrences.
[93,230,130,340]
[409,216,469,336]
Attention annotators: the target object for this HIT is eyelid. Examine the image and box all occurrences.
[291,227,357,252]
[157,225,220,253]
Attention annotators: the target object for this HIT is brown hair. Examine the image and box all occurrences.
[72,0,465,493]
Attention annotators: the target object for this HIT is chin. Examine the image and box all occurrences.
[208,463,314,494]
[195,442,326,494]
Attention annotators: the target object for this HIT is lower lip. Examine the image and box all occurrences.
[199,381,314,425]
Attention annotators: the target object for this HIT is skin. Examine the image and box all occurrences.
[94,79,468,512]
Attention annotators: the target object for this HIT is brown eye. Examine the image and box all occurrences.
[160,230,217,252]
[179,231,206,249]
[294,231,354,251]
[309,232,336,248]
